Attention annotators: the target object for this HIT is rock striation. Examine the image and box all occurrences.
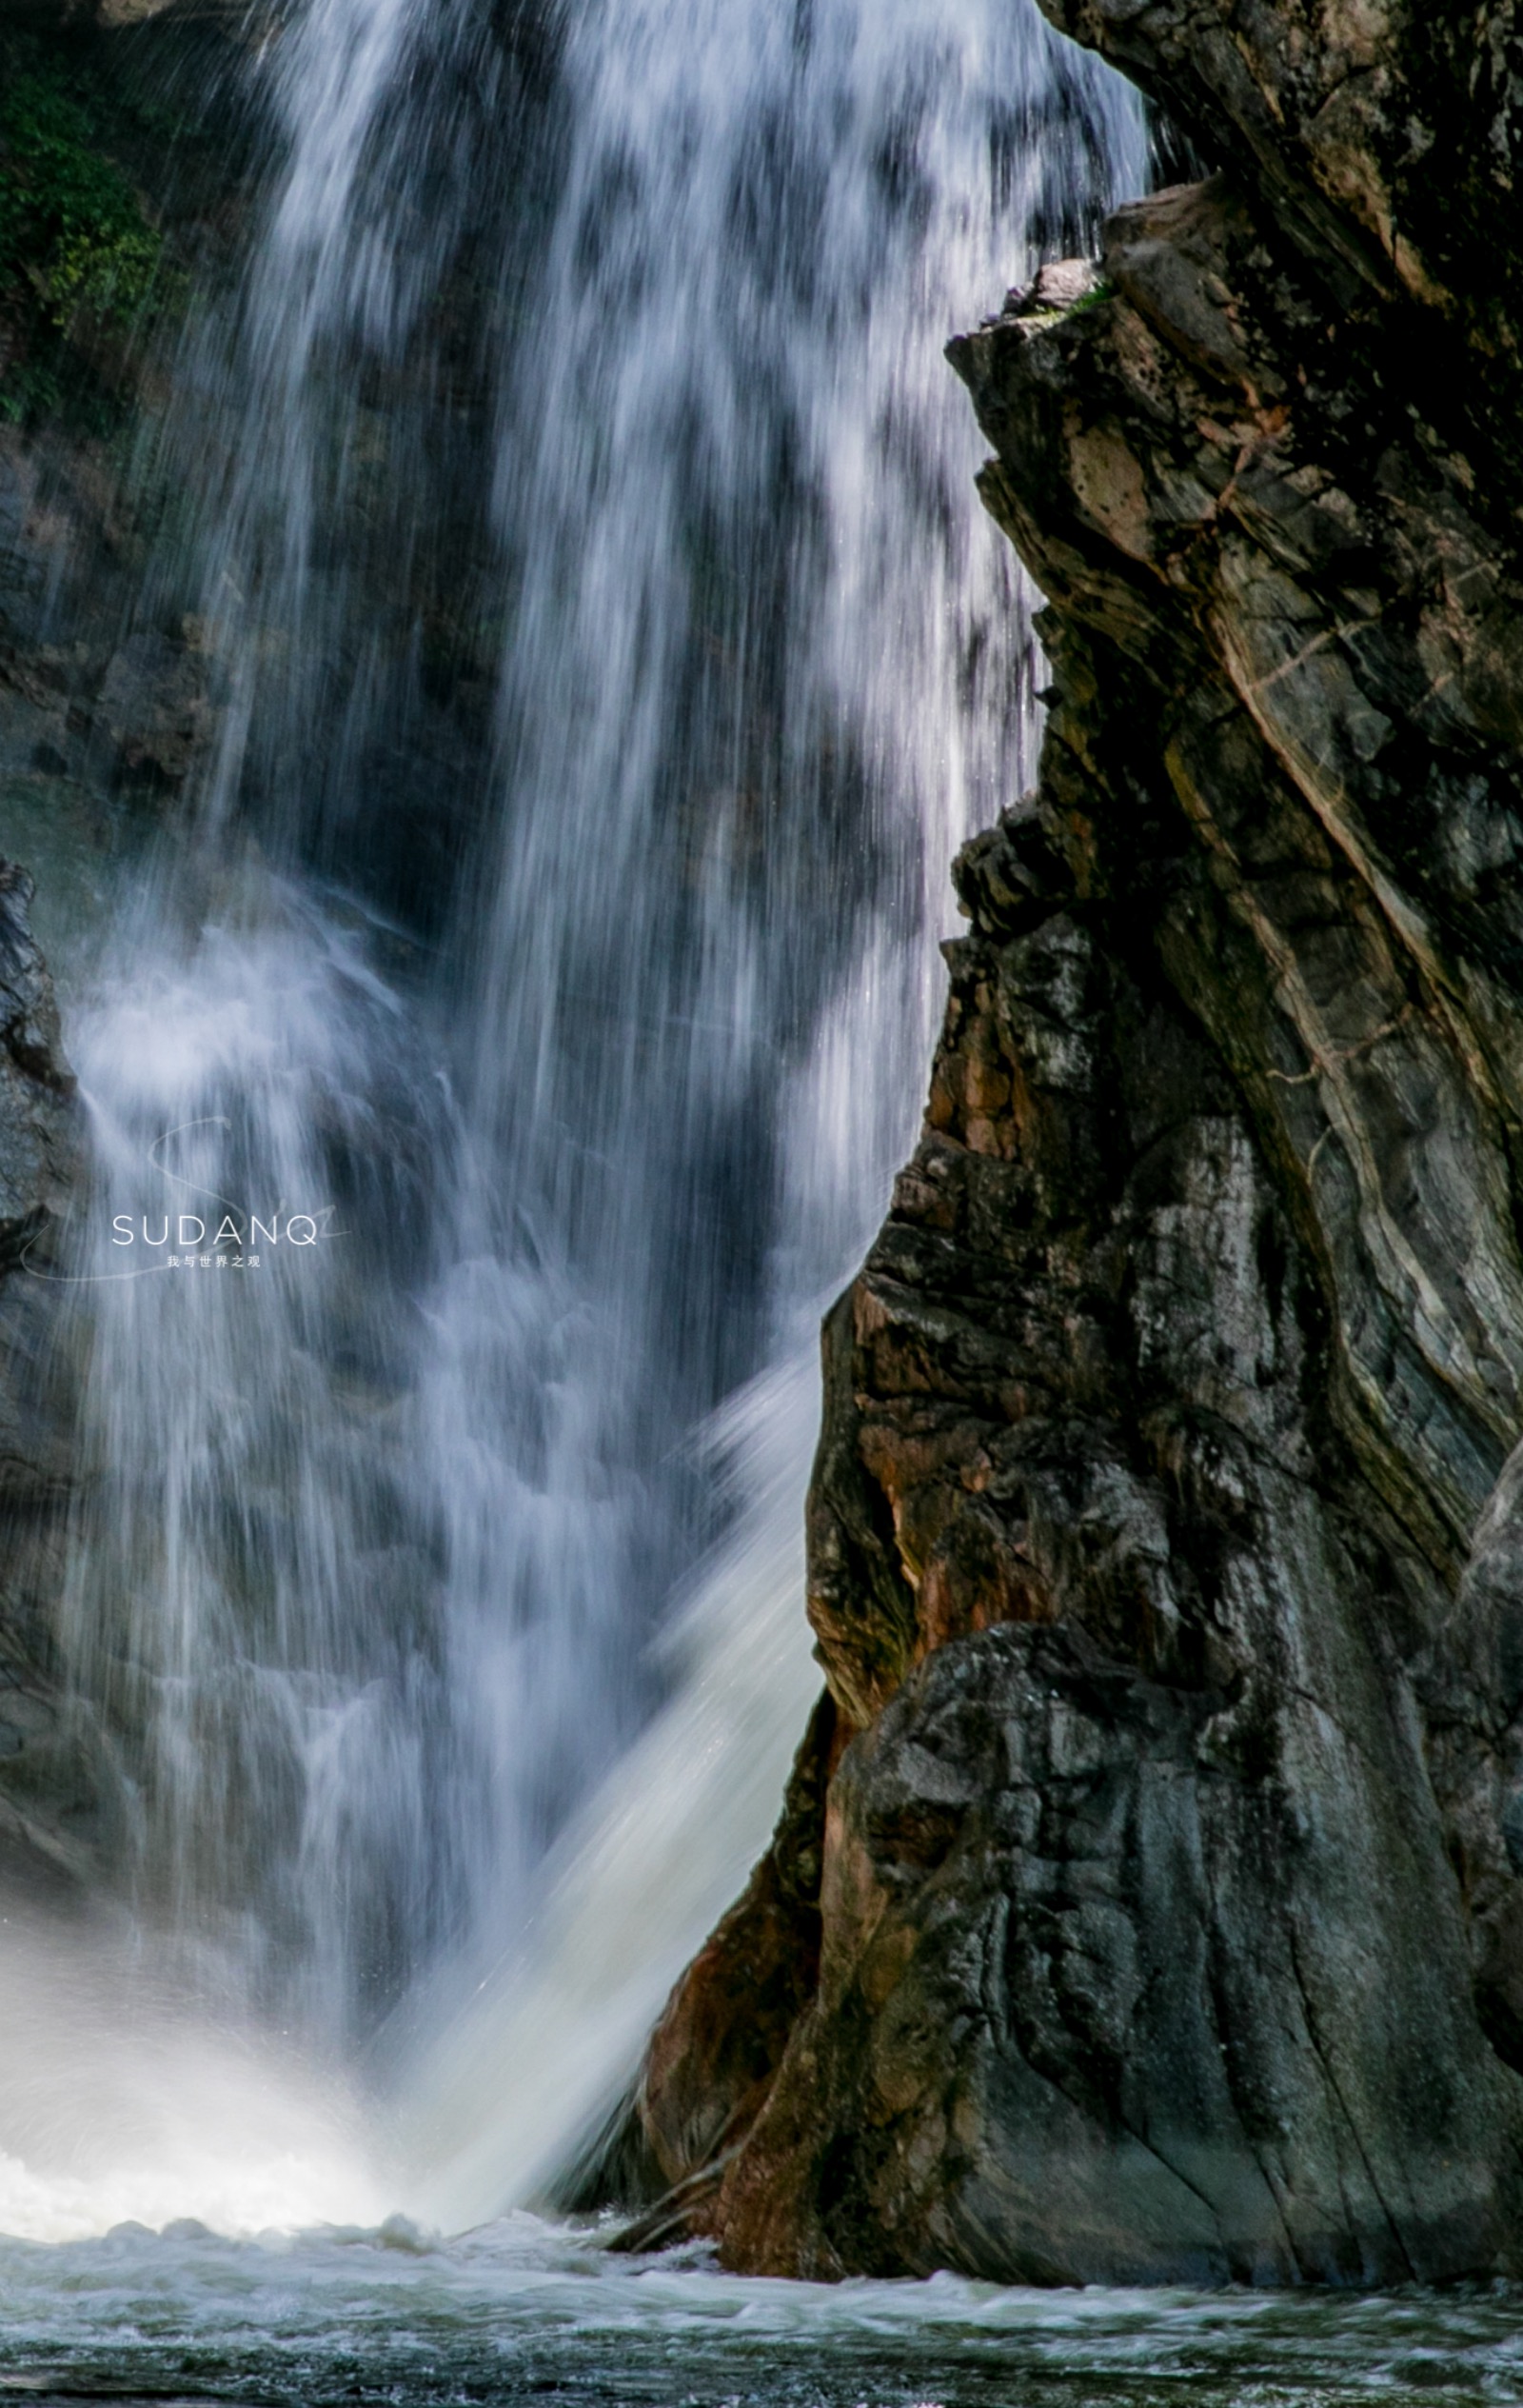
[624,0,1523,2283]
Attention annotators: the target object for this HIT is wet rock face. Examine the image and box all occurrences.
[0,859,74,1253]
[630,0,1523,2284]
[0,862,85,1899]
[720,1622,1513,2285]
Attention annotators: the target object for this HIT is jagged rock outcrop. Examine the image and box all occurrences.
[624,0,1523,2284]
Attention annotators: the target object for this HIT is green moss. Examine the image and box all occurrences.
[0,33,171,426]
[1064,276,1114,316]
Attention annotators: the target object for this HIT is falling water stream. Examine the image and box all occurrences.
[37,0,1142,2164]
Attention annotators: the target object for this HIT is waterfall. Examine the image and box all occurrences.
[22,0,1142,2227]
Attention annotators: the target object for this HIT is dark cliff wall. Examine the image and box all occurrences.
[623,0,1523,2283]
[0,861,84,1897]
[0,6,222,1900]
[0,3,252,1896]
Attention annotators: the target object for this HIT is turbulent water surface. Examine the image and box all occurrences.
[7,2223,1523,2408]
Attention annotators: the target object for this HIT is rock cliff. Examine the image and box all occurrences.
[624,0,1523,2282]
[0,2,242,1904]
[0,861,84,1898]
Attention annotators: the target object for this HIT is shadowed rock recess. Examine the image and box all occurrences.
[622,0,1523,2284]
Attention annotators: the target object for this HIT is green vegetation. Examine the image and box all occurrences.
[0,33,169,425]
[1064,275,1114,316]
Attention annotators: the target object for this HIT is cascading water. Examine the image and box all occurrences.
[9,0,1143,2234]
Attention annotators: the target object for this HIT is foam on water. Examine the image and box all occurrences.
[0,2209,1513,2408]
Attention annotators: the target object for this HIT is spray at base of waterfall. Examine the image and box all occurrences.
[0,1906,388,2242]
[0,1347,818,2242]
